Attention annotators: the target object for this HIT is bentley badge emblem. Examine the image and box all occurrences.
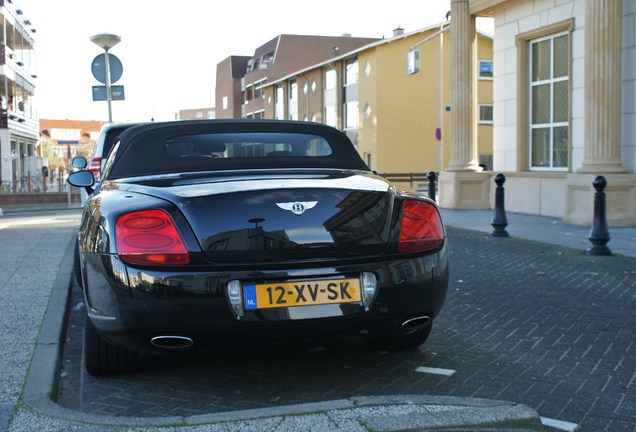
[276,201,318,215]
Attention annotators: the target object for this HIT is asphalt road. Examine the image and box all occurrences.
[55,226,636,431]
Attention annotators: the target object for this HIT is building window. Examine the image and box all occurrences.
[288,80,298,120]
[222,96,228,110]
[478,60,493,79]
[344,59,359,129]
[516,19,573,172]
[274,86,285,120]
[529,32,569,170]
[275,86,283,103]
[254,85,263,99]
[345,101,358,129]
[478,104,493,124]
[325,69,337,90]
[324,69,338,127]
[345,60,358,85]
[324,105,337,127]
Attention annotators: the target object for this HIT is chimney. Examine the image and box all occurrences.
[393,26,404,37]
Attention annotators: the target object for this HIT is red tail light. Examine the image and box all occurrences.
[88,157,102,182]
[399,200,445,253]
[115,209,190,265]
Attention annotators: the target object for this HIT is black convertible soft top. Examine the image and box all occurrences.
[105,119,370,179]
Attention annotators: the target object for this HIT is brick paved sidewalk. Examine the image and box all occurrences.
[53,226,636,431]
[436,227,636,431]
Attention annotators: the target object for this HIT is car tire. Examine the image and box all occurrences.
[84,317,140,375]
[366,323,432,351]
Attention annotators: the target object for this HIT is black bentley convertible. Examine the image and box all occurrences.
[68,119,449,375]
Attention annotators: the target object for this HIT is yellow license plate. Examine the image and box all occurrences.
[243,278,361,310]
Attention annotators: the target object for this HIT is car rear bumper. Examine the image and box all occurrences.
[81,246,449,352]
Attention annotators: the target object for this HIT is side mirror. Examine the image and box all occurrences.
[67,170,94,195]
[72,156,88,169]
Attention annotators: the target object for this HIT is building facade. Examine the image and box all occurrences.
[0,0,38,192]
[178,107,215,120]
[215,35,379,120]
[39,119,104,162]
[259,27,494,177]
[216,56,251,119]
[447,0,635,226]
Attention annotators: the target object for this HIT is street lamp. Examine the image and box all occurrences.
[408,12,451,175]
[90,32,121,123]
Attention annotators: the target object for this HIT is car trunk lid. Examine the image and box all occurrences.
[128,171,395,262]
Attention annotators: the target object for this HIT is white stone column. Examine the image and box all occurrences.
[577,0,626,174]
[438,0,489,210]
[565,0,635,226]
[447,0,482,172]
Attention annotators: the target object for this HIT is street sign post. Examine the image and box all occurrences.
[92,85,125,101]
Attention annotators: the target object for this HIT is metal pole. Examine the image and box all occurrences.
[438,25,443,174]
[104,50,113,123]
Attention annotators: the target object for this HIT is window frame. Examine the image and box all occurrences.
[478,60,493,80]
[478,104,493,124]
[516,19,574,172]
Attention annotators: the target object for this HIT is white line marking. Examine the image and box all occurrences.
[0,218,64,230]
[415,366,456,376]
[540,417,579,431]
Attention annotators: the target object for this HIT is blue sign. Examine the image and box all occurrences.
[92,85,125,101]
[435,128,442,141]
[479,60,493,77]
[244,285,257,310]
[91,53,123,84]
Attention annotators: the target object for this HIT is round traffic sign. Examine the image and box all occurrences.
[435,128,442,141]
[91,53,123,84]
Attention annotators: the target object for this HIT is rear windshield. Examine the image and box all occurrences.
[107,130,367,179]
[165,132,332,159]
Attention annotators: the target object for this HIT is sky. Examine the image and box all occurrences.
[22,0,492,123]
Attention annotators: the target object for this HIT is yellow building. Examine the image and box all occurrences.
[261,26,493,182]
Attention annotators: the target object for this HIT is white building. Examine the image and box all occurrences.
[0,0,39,192]
[441,0,635,226]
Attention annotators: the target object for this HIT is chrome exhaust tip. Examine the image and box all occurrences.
[401,315,431,330]
[150,335,194,350]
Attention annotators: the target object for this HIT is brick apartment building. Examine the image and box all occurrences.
[216,34,379,120]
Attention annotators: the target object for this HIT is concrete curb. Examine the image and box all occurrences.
[20,232,546,432]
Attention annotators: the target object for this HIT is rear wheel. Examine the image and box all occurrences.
[366,323,432,351]
[84,317,140,375]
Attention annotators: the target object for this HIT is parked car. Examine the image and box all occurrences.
[80,122,145,205]
[88,121,147,181]
[68,119,449,375]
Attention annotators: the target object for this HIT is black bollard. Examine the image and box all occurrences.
[587,176,612,256]
[427,171,437,202]
[491,173,509,237]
